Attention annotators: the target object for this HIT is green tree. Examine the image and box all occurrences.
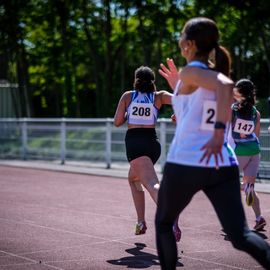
[1,0,270,117]
[0,0,33,117]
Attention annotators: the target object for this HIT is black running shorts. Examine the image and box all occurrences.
[125,128,161,164]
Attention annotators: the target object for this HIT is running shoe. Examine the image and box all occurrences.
[135,221,147,235]
[245,183,255,206]
[254,217,266,231]
[173,224,182,242]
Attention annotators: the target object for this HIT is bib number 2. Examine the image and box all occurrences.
[200,100,217,131]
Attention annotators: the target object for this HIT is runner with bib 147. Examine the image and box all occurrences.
[231,79,266,231]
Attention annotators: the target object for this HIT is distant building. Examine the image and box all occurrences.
[0,80,21,118]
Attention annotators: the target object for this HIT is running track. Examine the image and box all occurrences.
[0,165,269,269]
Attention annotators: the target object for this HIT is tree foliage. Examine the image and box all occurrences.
[1,0,270,117]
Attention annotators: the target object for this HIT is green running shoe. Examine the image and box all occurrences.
[135,221,147,235]
[245,183,254,206]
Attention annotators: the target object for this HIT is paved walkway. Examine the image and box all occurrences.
[0,159,270,193]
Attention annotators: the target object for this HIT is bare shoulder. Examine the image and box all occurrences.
[180,66,233,90]
[123,90,133,96]
[155,90,172,106]
[120,90,133,100]
[181,66,218,80]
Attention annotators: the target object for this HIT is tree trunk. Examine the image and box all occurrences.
[82,0,103,116]
[260,31,270,96]
[55,0,74,116]
[136,0,151,64]
[103,0,112,116]
[17,40,32,117]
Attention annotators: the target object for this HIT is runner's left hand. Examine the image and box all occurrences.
[159,58,180,90]
[200,131,224,168]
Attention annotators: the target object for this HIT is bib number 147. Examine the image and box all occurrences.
[233,118,255,135]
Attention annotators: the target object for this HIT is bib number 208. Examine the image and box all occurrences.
[132,106,151,117]
[130,103,153,120]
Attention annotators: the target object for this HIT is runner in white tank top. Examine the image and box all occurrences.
[168,61,237,167]
[155,17,270,270]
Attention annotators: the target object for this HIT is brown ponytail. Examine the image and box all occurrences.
[183,17,232,77]
[215,45,231,77]
[133,66,156,93]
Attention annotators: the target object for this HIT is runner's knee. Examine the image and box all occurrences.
[134,181,144,191]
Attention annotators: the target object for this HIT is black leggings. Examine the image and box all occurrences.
[155,163,270,270]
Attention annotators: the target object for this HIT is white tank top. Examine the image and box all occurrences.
[167,61,238,167]
[127,90,158,125]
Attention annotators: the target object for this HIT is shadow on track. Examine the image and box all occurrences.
[107,242,183,268]
[221,228,268,242]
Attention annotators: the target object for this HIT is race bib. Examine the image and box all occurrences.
[129,103,153,121]
[233,118,255,135]
[200,100,217,131]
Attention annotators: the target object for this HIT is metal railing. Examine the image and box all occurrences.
[0,118,269,179]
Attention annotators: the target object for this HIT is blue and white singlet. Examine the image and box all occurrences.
[167,61,238,167]
[126,90,158,125]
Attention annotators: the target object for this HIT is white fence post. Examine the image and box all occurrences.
[106,119,112,169]
[60,118,66,165]
[21,118,27,160]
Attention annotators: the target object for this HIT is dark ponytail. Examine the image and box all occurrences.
[133,66,156,93]
[235,79,256,118]
[215,45,231,77]
[183,17,232,76]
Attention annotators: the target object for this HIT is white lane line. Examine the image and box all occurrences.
[0,201,135,222]
[102,240,253,270]
[8,235,140,256]
[108,239,251,270]
[0,234,258,270]
[181,254,251,270]
[0,217,112,241]
[0,250,64,270]
[0,217,264,269]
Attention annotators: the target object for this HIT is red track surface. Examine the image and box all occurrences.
[0,165,269,269]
